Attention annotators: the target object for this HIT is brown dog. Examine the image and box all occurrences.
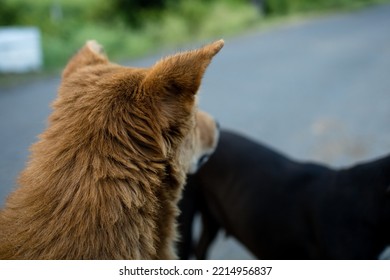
[0,39,223,259]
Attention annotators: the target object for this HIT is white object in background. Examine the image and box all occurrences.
[0,27,43,73]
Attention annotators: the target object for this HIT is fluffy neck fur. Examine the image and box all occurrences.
[0,67,185,260]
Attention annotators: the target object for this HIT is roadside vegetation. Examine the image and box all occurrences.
[1,0,389,73]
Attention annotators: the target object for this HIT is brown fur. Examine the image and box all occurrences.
[0,40,223,259]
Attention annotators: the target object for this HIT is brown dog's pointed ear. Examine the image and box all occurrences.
[142,39,224,97]
[62,40,108,79]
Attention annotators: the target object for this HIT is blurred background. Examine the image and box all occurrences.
[1,0,389,72]
[1,0,390,259]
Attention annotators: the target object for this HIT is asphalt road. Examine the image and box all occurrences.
[1,4,390,259]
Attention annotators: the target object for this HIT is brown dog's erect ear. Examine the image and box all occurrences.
[142,40,224,97]
[62,40,108,79]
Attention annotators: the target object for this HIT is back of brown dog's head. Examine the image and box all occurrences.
[58,39,223,169]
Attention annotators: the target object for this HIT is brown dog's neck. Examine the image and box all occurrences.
[0,136,183,259]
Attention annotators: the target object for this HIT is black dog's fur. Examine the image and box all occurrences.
[177,130,390,259]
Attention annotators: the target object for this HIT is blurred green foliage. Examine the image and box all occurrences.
[1,0,389,70]
[264,0,389,14]
[0,0,259,70]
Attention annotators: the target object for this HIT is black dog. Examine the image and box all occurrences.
[177,130,390,259]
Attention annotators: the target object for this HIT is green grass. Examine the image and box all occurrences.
[265,0,390,14]
[40,1,259,70]
[1,0,390,87]
[0,0,259,70]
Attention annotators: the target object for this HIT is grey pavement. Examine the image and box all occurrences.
[1,4,390,259]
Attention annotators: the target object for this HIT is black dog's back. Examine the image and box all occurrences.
[177,130,390,259]
[178,130,333,259]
